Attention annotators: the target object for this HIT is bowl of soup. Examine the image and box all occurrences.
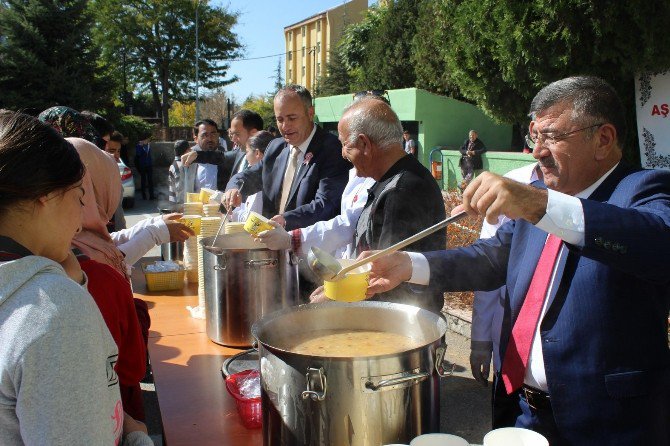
[323,259,371,302]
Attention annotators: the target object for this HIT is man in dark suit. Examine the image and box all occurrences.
[182,110,264,190]
[459,129,487,186]
[363,76,670,445]
[224,85,350,231]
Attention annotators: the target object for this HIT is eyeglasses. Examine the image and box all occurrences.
[525,123,604,149]
[353,90,390,104]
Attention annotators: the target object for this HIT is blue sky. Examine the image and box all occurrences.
[215,0,374,102]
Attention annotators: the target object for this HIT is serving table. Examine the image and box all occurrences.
[132,263,262,446]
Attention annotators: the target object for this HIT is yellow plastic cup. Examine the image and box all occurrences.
[179,215,202,236]
[186,192,201,203]
[323,259,371,302]
[243,211,274,236]
[199,189,212,204]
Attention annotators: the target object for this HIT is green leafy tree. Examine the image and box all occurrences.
[414,0,670,160]
[115,114,154,148]
[272,58,284,95]
[91,0,242,126]
[0,0,110,111]
[339,5,384,90]
[241,94,274,130]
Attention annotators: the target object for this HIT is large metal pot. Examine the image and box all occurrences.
[201,234,300,347]
[252,301,452,446]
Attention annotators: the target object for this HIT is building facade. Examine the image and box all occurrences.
[284,0,367,92]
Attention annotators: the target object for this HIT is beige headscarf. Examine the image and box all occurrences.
[67,137,128,279]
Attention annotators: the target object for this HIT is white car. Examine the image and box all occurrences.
[118,159,136,208]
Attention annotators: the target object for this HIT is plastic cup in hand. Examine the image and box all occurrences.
[243,212,273,236]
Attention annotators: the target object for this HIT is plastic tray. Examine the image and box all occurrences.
[142,263,186,292]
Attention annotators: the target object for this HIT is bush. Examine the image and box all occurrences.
[115,115,154,147]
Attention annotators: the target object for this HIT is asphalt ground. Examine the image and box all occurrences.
[124,195,492,445]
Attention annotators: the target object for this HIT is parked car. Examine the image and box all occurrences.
[118,159,135,208]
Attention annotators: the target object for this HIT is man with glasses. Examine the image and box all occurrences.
[362,76,670,445]
[182,110,264,191]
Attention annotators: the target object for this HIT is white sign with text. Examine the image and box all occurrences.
[635,71,670,170]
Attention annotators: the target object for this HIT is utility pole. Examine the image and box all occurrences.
[195,0,200,121]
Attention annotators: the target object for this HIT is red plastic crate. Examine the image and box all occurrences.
[225,369,262,429]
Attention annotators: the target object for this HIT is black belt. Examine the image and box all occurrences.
[521,385,551,411]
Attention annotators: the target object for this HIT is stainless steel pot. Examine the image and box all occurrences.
[252,301,452,446]
[201,235,300,347]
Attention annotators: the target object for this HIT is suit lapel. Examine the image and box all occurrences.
[232,149,245,172]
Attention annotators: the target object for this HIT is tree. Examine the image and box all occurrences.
[272,58,284,95]
[0,0,110,111]
[92,0,242,126]
[318,47,352,96]
[241,94,274,130]
[339,5,384,90]
[169,101,196,127]
[413,0,670,161]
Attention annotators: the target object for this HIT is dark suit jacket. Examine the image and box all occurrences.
[423,164,670,444]
[194,147,245,191]
[226,126,350,230]
[459,138,486,170]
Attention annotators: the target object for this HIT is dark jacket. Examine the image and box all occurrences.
[459,138,486,170]
[227,126,350,230]
[354,155,446,313]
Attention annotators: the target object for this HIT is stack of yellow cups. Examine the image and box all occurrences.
[197,217,222,309]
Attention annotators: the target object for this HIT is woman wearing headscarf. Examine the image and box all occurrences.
[68,137,148,420]
[0,110,151,445]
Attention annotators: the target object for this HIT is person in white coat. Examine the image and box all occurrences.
[258,168,375,260]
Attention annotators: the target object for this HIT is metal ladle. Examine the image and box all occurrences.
[308,211,468,281]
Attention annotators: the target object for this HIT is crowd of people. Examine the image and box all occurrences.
[0,75,668,445]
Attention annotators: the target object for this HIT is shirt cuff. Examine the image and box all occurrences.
[535,189,585,246]
[406,252,430,285]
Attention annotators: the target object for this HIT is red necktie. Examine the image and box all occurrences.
[501,234,563,394]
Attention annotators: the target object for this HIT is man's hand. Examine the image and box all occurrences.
[60,250,85,285]
[181,151,198,167]
[223,188,242,210]
[363,251,413,296]
[256,220,291,250]
[162,213,195,241]
[470,340,493,386]
[309,285,330,303]
[455,171,548,225]
[270,214,286,228]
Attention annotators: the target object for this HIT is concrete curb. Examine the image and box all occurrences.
[443,307,472,340]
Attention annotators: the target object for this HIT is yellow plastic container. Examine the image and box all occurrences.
[243,211,273,236]
[180,215,202,235]
[186,192,201,203]
[142,264,186,292]
[323,259,371,302]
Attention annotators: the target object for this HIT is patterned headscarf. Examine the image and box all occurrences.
[38,106,98,142]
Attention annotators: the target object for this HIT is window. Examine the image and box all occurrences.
[316,42,321,52]
[301,26,305,37]
[288,51,292,61]
[288,69,292,81]
[316,21,321,32]
[302,66,305,76]
[288,33,291,42]
[317,63,321,75]
[302,46,305,57]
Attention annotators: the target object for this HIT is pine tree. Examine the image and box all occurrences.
[0,0,108,111]
[318,48,352,96]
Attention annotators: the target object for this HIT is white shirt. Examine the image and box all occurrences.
[407,163,620,390]
[232,191,262,223]
[299,169,375,259]
[283,125,317,181]
[193,145,218,192]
